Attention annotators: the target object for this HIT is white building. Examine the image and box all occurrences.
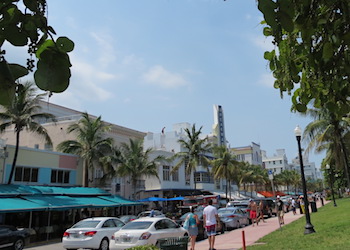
[291,155,318,180]
[262,149,289,175]
[231,142,263,166]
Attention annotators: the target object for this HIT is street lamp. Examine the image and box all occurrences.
[294,125,316,234]
[326,164,337,207]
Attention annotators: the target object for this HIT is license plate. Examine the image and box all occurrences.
[121,236,131,242]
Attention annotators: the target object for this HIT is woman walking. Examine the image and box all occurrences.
[184,206,200,250]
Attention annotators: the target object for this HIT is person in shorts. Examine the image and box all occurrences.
[203,199,220,250]
[248,199,258,226]
[184,206,199,250]
[276,196,285,225]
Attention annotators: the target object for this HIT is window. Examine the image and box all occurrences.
[51,169,70,184]
[14,166,39,183]
[171,167,179,181]
[163,165,170,181]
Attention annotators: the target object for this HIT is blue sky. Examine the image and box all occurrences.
[8,0,324,167]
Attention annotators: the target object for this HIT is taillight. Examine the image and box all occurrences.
[63,232,70,237]
[139,232,151,240]
[84,231,97,237]
[228,215,236,218]
[111,235,115,240]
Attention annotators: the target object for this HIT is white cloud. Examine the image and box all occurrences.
[90,31,117,68]
[142,65,188,88]
[258,73,275,88]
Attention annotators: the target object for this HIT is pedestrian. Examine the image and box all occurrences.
[184,206,199,250]
[248,199,258,226]
[291,197,296,215]
[299,196,305,214]
[276,196,285,225]
[203,199,220,250]
[257,200,265,223]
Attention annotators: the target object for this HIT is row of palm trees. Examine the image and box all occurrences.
[1,82,331,198]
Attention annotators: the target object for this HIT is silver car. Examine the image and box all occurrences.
[218,207,249,229]
[62,217,125,250]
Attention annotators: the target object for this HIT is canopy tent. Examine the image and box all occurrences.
[166,196,184,201]
[137,197,168,202]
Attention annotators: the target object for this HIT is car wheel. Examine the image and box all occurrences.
[236,221,241,229]
[13,238,24,250]
[99,238,109,250]
[66,249,77,250]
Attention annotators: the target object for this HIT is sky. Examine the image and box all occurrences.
[6,0,325,168]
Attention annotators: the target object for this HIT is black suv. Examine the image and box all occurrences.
[253,198,276,217]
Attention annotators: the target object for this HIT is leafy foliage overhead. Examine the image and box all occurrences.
[0,0,74,105]
[258,0,350,118]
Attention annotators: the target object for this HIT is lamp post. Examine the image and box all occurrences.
[294,125,315,234]
[326,164,337,207]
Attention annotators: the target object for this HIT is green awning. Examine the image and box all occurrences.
[99,195,142,206]
[22,195,87,211]
[70,196,118,208]
[0,197,48,213]
[31,186,110,196]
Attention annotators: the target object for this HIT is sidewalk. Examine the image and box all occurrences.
[195,200,328,250]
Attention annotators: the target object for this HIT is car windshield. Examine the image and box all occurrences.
[122,221,153,230]
[218,209,236,215]
[72,220,100,228]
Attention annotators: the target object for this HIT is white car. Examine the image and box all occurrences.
[62,217,125,250]
[109,217,188,249]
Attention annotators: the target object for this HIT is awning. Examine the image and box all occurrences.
[22,195,87,210]
[0,197,48,213]
[71,196,118,208]
[99,195,142,206]
[137,197,167,202]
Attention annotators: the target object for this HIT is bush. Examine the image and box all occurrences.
[128,245,159,250]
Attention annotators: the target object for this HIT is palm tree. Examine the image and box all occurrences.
[231,161,253,197]
[0,82,55,184]
[57,113,113,187]
[303,108,350,188]
[116,138,162,197]
[210,145,239,199]
[171,124,211,190]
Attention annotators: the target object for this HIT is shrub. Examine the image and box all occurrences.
[128,245,159,250]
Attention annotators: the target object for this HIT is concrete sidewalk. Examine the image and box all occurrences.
[195,200,327,250]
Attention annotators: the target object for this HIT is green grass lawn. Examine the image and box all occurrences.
[247,198,350,250]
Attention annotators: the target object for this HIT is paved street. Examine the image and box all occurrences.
[25,200,327,250]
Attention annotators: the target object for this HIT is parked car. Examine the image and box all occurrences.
[0,225,30,250]
[109,217,187,249]
[118,215,137,224]
[253,198,276,217]
[62,217,125,250]
[227,201,252,224]
[137,210,165,218]
[218,207,249,229]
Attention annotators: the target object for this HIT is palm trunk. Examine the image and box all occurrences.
[83,159,89,187]
[7,130,20,184]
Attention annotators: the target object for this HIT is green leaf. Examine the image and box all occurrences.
[8,64,29,80]
[56,36,74,53]
[295,103,307,112]
[263,27,272,36]
[0,60,16,105]
[4,25,28,46]
[23,0,38,12]
[278,11,294,33]
[258,0,278,30]
[35,39,55,59]
[34,49,71,93]
[322,42,333,62]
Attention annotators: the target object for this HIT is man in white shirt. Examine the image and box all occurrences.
[203,199,220,250]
